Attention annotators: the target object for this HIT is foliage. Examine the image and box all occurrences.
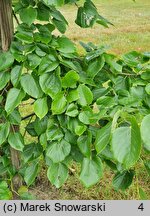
[0,0,150,199]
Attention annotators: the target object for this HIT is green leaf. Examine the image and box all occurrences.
[34,116,48,136]
[113,170,134,191]
[52,18,66,33]
[141,114,150,152]
[122,51,141,67]
[21,74,43,99]
[47,162,68,188]
[57,36,76,53]
[86,56,105,78]
[51,92,67,114]
[139,188,148,200]
[111,117,141,169]
[96,96,116,108]
[34,97,48,119]
[0,181,12,200]
[37,2,50,21]
[67,89,79,103]
[141,71,150,80]
[145,83,150,95]
[80,157,103,187]
[38,54,59,74]
[8,132,24,151]
[8,109,21,125]
[26,122,37,137]
[24,162,39,186]
[11,65,22,87]
[144,160,150,176]
[85,47,107,61]
[95,122,112,154]
[66,103,78,117]
[0,51,14,72]
[62,70,79,88]
[77,132,92,158]
[67,117,87,136]
[15,30,33,44]
[5,88,25,114]
[39,72,61,98]
[46,126,64,141]
[0,71,10,90]
[75,124,87,136]
[22,143,42,163]
[40,133,47,150]
[19,7,37,26]
[27,54,41,69]
[0,122,10,145]
[78,84,93,106]
[46,139,71,163]
[43,0,64,7]
[78,108,102,125]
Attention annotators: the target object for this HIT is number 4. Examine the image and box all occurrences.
[138,203,144,211]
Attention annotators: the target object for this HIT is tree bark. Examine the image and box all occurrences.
[0,0,14,51]
[0,0,22,192]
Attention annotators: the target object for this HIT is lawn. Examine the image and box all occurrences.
[61,0,150,54]
[20,0,150,199]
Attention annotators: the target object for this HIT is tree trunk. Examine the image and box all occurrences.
[0,0,13,51]
[0,0,22,193]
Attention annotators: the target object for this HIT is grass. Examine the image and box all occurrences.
[30,159,150,200]
[19,0,150,200]
[60,0,150,54]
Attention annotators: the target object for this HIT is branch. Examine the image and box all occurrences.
[22,113,35,121]
[12,10,19,25]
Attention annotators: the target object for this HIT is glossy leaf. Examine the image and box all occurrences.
[39,72,61,98]
[144,160,150,176]
[67,89,79,103]
[46,126,64,141]
[0,51,14,72]
[57,36,76,53]
[24,162,39,186]
[34,97,48,119]
[8,132,24,151]
[80,157,103,187]
[0,71,10,90]
[111,117,141,169]
[51,92,67,114]
[77,132,92,158]
[95,122,112,154]
[21,74,43,99]
[113,170,134,191]
[66,103,78,117]
[141,114,150,152]
[38,54,59,74]
[46,139,71,163]
[43,0,64,7]
[78,84,93,106]
[8,109,21,125]
[11,65,22,87]
[47,162,68,188]
[19,7,37,26]
[62,70,79,88]
[0,181,12,200]
[0,122,10,146]
[5,88,25,114]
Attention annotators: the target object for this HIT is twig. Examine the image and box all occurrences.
[12,10,19,25]
[75,3,79,8]
[22,113,35,121]
[23,114,34,137]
